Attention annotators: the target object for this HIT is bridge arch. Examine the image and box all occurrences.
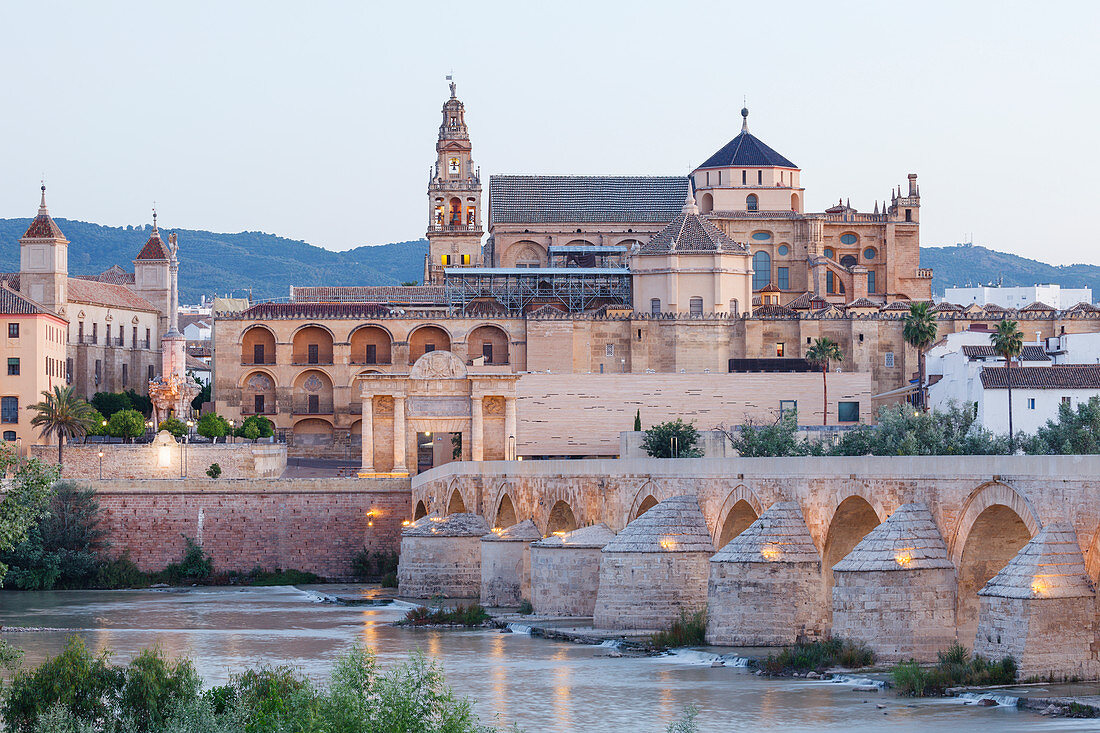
[822,493,888,608]
[544,500,579,536]
[494,492,518,529]
[414,500,428,520]
[628,481,663,522]
[950,481,1040,645]
[713,485,764,549]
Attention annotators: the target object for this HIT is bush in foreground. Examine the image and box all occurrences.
[650,610,706,650]
[892,643,1016,697]
[400,604,490,627]
[757,637,874,675]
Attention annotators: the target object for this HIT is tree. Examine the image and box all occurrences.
[158,417,187,438]
[0,444,59,587]
[634,410,642,432]
[990,319,1024,452]
[84,409,108,438]
[190,377,211,411]
[196,413,231,443]
[724,409,824,457]
[831,402,1008,456]
[124,389,153,417]
[90,391,133,418]
[641,419,702,458]
[28,386,98,465]
[806,337,844,426]
[107,409,147,442]
[234,415,273,442]
[903,302,938,409]
[1026,395,1100,454]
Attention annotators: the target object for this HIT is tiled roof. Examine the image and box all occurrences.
[931,302,963,313]
[0,273,20,290]
[786,292,828,310]
[602,495,714,554]
[1066,301,1100,313]
[489,175,688,225]
[0,284,55,316]
[1020,301,1056,312]
[185,355,210,372]
[75,264,136,286]
[135,231,171,260]
[402,512,489,538]
[980,364,1100,390]
[697,130,798,170]
[962,345,1050,361]
[640,212,748,254]
[846,297,879,309]
[234,302,394,319]
[759,283,782,294]
[66,277,157,312]
[179,314,212,331]
[833,503,953,572]
[880,300,913,311]
[532,522,615,549]
[979,523,1094,600]
[711,502,820,564]
[481,519,541,542]
[982,303,1009,312]
[292,285,446,305]
[753,304,797,317]
[21,213,67,240]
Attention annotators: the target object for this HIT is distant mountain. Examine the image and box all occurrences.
[3,219,1097,305]
[0,218,427,303]
[922,244,1100,299]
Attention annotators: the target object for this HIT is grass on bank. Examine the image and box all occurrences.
[757,637,875,675]
[650,610,707,650]
[400,604,491,627]
[892,643,1016,697]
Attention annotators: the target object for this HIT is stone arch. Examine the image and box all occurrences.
[822,494,886,604]
[700,192,714,214]
[636,495,659,519]
[238,367,277,389]
[414,500,428,520]
[292,369,333,415]
[447,486,467,515]
[291,324,334,364]
[628,481,664,521]
[791,192,800,212]
[466,324,510,365]
[290,417,333,450]
[349,325,393,365]
[408,324,452,364]
[712,485,764,548]
[545,500,578,536]
[504,240,546,268]
[950,481,1040,644]
[240,370,277,416]
[495,494,518,529]
[240,325,277,364]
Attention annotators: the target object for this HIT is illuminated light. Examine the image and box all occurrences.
[367,521,373,528]
[425,431,432,437]
[894,549,913,567]
[552,531,566,537]
[429,516,443,522]
[402,520,411,526]
[1031,578,1050,596]
[659,539,677,550]
[97,451,104,458]
[760,545,781,561]
[491,527,503,533]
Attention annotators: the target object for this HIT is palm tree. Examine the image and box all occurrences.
[990,320,1024,453]
[806,337,844,426]
[29,386,97,466]
[902,302,938,409]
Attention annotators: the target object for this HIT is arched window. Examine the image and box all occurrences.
[752,251,771,290]
[650,298,662,315]
[746,194,758,212]
[791,193,799,211]
[840,254,858,268]
[448,198,461,226]
[689,297,704,316]
[729,299,739,316]
[700,192,713,214]
[827,271,835,294]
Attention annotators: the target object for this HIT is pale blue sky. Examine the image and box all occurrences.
[2,1,1097,264]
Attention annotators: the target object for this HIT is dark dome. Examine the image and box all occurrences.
[697,131,797,170]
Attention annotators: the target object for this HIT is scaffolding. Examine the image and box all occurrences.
[547,244,628,268]
[445,267,631,314]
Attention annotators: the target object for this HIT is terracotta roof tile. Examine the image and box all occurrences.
[66,277,157,311]
[135,232,171,260]
[0,284,55,316]
[1020,301,1056,312]
[234,302,393,319]
[980,364,1100,390]
[75,264,135,286]
[21,213,67,240]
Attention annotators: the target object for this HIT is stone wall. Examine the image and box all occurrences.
[706,561,825,646]
[975,596,1100,680]
[397,535,482,599]
[593,552,710,631]
[75,477,410,578]
[530,545,604,617]
[479,540,530,607]
[32,442,286,480]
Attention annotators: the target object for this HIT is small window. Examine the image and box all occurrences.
[424,343,435,353]
[7,323,17,338]
[777,244,789,256]
[145,328,151,349]
[307,343,319,364]
[752,231,772,241]
[1027,398,1036,410]
[66,358,73,384]
[78,322,84,342]
[824,247,834,259]
[442,254,451,266]
[650,298,661,315]
[827,271,835,294]
[2,431,15,441]
[840,233,858,245]
[905,209,912,222]
[746,194,758,211]
[689,297,704,316]
[7,358,19,376]
[605,343,615,358]
[779,400,797,416]
[776,342,785,357]
[92,322,98,344]
[868,270,876,294]
[461,253,471,265]
[863,247,877,260]
[255,394,265,414]
[1,396,17,423]
[885,352,895,368]
[837,401,860,422]
[742,170,747,185]
[483,343,494,363]
[757,170,762,184]
[147,365,155,382]
[121,363,128,387]
[133,326,138,345]
[1062,396,1071,405]
[777,267,789,290]
[364,344,377,364]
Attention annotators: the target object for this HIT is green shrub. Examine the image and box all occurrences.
[234,415,273,442]
[891,644,1017,696]
[351,548,399,581]
[196,413,231,443]
[380,571,397,588]
[163,537,212,584]
[84,409,108,437]
[518,599,533,615]
[90,392,133,419]
[117,647,201,731]
[205,463,222,479]
[158,417,187,438]
[92,553,149,589]
[650,610,707,650]
[399,604,490,627]
[641,419,702,458]
[107,409,146,442]
[243,568,322,586]
[758,637,875,675]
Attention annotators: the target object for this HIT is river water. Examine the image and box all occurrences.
[0,586,1094,732]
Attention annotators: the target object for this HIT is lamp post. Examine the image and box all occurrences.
[180,439,186,479]
[97,450,103,480]
[508,434,516,461]
[670,436,679,459]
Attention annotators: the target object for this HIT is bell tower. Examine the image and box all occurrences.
[18,185,68,314]
[424,79,482,285]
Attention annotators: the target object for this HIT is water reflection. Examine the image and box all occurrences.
[0,587,1093,732]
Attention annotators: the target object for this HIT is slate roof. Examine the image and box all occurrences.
[135,231,171,260]
[711,502,820,564]
[0,284,55,316]
[76,264,136,286]
[602,495,714,554]
[832,503,953,572]
[639,211,749,254]
[66,278,157,311]
[0,273,20,290]
[980,364,1100,390]
[532,522,616,549]
[697,130,798,170]
[402,512,489,538]
[978,523,1094,599]
[292,285,446,305]
[482,519,542,542]
[489,175,688,225]
[962,345,1050,362]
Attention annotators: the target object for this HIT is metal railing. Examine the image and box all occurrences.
[290,398,335,415]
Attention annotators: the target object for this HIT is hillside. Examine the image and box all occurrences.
[3,218,1098,304]
[0,218,427,303]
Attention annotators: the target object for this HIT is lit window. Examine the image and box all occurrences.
[746,194,758,211]
[776,342,785,357]
[689,297,704,316]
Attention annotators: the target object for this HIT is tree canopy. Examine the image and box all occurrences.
[641,419,702,458]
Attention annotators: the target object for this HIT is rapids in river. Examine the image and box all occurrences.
[0,586,1095,732]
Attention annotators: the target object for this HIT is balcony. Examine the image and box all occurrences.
[242,360,278,366]
[290,398,334,415]
[240,405,278,416]
[428,223,482,233]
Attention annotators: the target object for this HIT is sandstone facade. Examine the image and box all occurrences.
[397,512,489,599]
[480,519,541,607]
[529,523,615,617]
[30,442,285,480]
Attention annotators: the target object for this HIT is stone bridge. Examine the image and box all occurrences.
[412,455,1100,642]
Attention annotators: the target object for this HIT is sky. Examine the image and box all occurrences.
[2,1,1097,264]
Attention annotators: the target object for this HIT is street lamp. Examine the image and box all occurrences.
[186,420,194,444]
[97,450,104,480]
[670,436,679,459]
[508,434,516,461]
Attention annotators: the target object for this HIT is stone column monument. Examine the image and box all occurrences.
[149,231,199,424]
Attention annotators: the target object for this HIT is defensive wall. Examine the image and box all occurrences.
[76,476,410,578]
[30,441,286,480]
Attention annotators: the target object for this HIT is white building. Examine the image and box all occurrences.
[1044,332,1100,365]
[978,365,1100,435]
[943,284,1092,311]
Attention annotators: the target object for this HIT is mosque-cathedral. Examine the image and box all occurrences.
[212,83,1098,471]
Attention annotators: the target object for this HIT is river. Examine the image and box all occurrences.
[0,586,1094,732]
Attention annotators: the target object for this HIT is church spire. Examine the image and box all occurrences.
[39,182,48,215]
[152,203,159,234]
[741,105,749,133]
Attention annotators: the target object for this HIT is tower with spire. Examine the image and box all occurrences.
[133,207,173,335]
[18,185,69,314]
[148,227,199,422]
[424,78,482,285]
